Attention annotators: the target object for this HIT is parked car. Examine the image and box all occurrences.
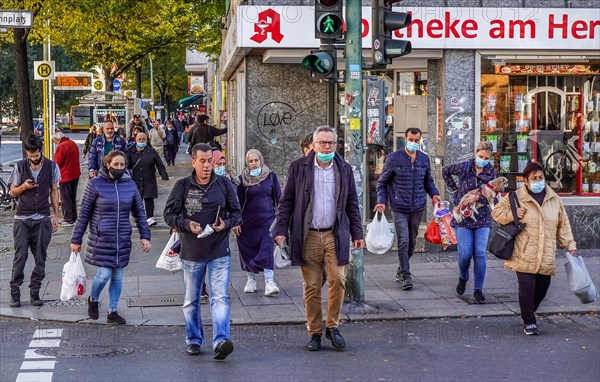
[33,118,44,137]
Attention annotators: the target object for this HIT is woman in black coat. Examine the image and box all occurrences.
[126,133,169,227]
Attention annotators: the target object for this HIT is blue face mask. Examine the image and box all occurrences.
[249,168,262,177]
[405,141,420,153]
[529,180,545,193]
[214,166,226,176]
[136,142,147,148]
[317,152,335,162]
[475,157,490,168]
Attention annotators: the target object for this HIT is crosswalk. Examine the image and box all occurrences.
[15,329,62,382]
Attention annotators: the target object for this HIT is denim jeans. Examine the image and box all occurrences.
[91,267,124,312]
[455,227,490,291]
[182,257,231,349]
[393,211,423,278]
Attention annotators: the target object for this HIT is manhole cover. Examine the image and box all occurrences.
[36,345,133,358]
[458,292,518,305]
[128,295,183,307]
[42,297,88,308]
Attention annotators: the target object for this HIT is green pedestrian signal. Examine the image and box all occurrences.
[314,0,343,40]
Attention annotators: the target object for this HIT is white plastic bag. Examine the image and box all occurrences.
[564,252,598,304]
[60,252,87,301]
[365,212,395,254]
[274,245,291,268]
[156,232,182,272]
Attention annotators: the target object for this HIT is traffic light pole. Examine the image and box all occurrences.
[342,0,376,314]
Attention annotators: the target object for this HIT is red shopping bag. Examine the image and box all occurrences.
[425,219,442,244]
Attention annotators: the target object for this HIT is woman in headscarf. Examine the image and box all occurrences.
[233,149,281,296]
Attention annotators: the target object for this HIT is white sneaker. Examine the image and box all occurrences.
[265,281,280,296]
[146,217,157,226]
[244,279,256,293]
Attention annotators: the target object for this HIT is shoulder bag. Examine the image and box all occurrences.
[489,191,525,260]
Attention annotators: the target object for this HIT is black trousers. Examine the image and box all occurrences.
[10,217,53,294]
[144,198,155,218]
[60,178,79,223]
[164,143,178,165]
[516,272,552,325]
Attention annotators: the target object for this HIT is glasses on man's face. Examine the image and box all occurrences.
[317,141,336,147]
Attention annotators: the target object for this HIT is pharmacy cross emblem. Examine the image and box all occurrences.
[250,9,284,44]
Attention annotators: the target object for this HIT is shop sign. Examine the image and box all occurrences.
[495,64,600,75]
[189,74,205,95]
[237,6,599,50]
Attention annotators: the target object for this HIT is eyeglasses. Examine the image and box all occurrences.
[317,141,336,147]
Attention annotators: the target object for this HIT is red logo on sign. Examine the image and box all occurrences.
[250,9,284,44]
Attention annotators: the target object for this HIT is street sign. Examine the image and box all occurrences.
[0,10,33,28]
[34,61,55,80]
[93,79,105,91]
[113,79,122,91]
[123,90,136,98]
[154,105,165,109]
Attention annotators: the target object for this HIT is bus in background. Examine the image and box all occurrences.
[70,106,93,132]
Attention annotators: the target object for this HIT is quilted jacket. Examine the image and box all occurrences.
[491,185,576,275]
[71,167,150,268]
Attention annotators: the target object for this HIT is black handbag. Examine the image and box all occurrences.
[489,192,526,260]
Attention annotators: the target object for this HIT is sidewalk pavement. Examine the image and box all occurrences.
[0,149,598,326]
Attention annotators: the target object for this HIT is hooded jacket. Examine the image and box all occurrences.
[71,167,150,268]
[88,134,127,173]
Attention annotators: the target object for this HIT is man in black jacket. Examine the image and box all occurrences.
[273,126,364,352]
[188,115,227,151]
[163,143,241,360]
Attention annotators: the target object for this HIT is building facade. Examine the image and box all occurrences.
[221,0,600,249]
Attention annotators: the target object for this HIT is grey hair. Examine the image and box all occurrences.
[52,131,65,140]
[476,141,494,154]
[312,125,337,142]
[246,149,264,166]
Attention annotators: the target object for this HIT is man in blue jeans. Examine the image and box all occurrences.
[375,128,440,290]
[164,143,241,360]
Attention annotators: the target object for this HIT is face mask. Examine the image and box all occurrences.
[528,180,545,193]
[316,152,335,162]
[215,166,226,176]
[475,157,489,168]
[136,142,147,148]
[109,168,126,180]
[249,168,262,177]
[405,141,420,153]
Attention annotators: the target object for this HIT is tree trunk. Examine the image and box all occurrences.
[14,28,33,154]
[135,64,142,97]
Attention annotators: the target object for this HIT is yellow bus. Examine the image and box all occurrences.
[70,106,93,132]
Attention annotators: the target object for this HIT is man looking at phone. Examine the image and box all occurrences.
[8,134,60,308]
[163,143,241,360]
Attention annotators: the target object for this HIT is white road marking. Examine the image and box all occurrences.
[28,339,60,348]
[24,350,55,360]
[20,361,56,370]
[15,372,53,382]
[33,329,63,339]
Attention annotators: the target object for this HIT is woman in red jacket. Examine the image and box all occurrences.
[52,131,81,226]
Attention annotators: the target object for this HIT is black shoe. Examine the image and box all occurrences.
[30,291,43,307]
[394,269,403,282]
[473,290,486,304]
[214,339,234,360]
[306,334,321,351]
[456,278,467,296]
[325,327,346,349]
[524,324,539,335]
[107,311,126,325]
[402,276,413,290]
[87,296,99,320]
[201,289,209,304]
[187,343,202,355]
[10,294,21,308]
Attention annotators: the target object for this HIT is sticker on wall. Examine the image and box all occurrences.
[350,118,361,131]
[367,118,380,142]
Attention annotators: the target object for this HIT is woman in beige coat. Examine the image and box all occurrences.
[492,162,576,335]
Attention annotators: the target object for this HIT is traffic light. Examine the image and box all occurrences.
[302,49,337,79]
[315,0,343,40]
[372,0,412,67]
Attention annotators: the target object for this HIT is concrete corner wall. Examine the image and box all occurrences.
[244,56,328,183]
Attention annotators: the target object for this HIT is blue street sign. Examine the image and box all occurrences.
[113,79,121,91]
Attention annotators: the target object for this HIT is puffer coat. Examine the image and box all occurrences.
[491,185,576,276]
[71,167,151,268]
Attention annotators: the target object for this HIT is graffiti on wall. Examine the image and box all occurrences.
[570,209,600,236]
[256,101,297,144]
